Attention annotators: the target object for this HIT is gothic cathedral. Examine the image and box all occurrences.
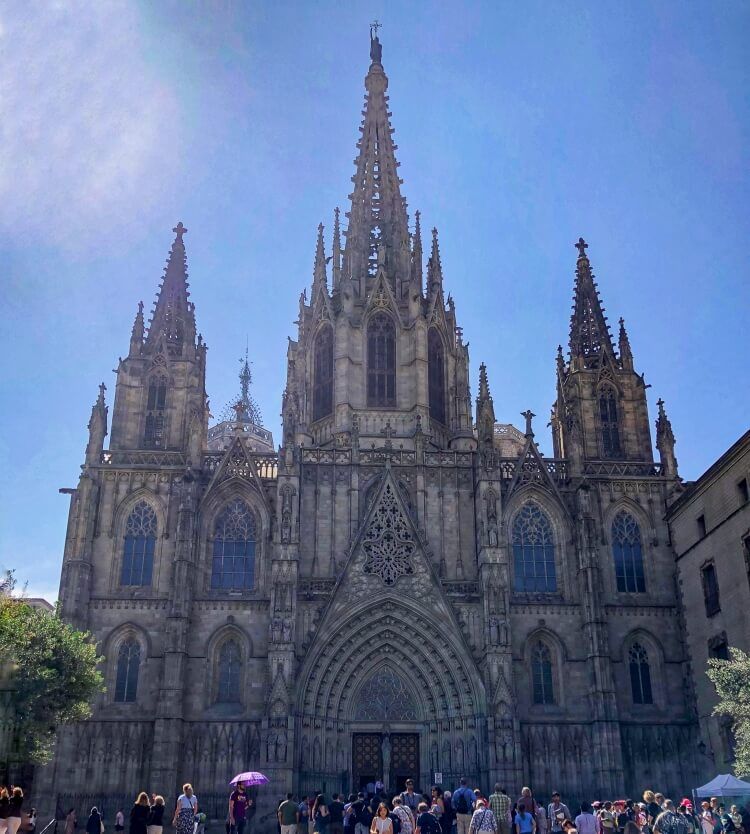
[41,32,701,822]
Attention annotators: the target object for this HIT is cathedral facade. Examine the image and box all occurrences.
[40,32,703,824]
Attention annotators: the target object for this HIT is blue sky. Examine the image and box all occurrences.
[1,1,748,602]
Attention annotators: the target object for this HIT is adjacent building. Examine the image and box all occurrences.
[667,430,750,773]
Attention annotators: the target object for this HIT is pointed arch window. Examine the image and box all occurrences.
[216,639,242,704]
[628,643,653,704]
[531,641,555,705]
[512,502,557,593]
[428,328,446,425]
[312,326,334,421]
[114,638,141,703]
[144,375,167,447]
[121,501,157,586]
[211,500,257,590]
[599,385,621,458]
[612,511,646,592]
[367,313,396,407]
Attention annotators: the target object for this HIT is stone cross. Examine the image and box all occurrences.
[173,221,188,240]
[574,237,588,257]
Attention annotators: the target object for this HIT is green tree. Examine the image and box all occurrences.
[0,595,103,764]
[706,647,750,777]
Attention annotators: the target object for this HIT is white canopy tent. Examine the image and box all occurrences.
[694,774,750,799]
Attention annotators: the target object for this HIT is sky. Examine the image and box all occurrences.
[1,1,748,602]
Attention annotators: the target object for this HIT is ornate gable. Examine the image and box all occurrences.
[204,435,271,512]
[365,267,400,319]
[507,434,568,514]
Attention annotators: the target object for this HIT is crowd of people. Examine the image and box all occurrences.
[272,782,750,834]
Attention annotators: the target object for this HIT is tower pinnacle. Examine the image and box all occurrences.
[568,237,615,368]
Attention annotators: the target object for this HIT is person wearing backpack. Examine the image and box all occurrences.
[453,780,475,834]
[655,801,689,834]
[416,805,441,834]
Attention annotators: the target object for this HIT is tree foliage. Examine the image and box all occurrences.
[706,647,750,777]
[0,596,103,764]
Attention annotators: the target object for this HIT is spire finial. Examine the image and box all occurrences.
[618,315,633,368]
[173,221,187,241]
[369,21,382,64]
[655,397,678,477]
[521,409,536,437]
[427,227,443,293]
[575,237,588,259]
[97,382,107,406]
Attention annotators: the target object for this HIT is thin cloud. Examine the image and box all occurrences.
[0,3,184,253]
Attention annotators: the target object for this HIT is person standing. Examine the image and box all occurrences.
[329,795,345,834]
[129,795,150,834]
[7,789,23,834]
[489,787,511,834]
[548,794,571,834]
[469,800,497,834]
[453,779,476,834]
[279,794,299,834]
[229,784,249,834]
[173,785,198,834]
[312,795,329,834]
[371,806,393,834]
[514,806,536,834]
[0,789,10,834]
[415,805,441,834]
[27,808,38,834]
[115,812,124,834]
[65,809,77,834]
[147,798,165,834]
[392,799,414,834]
[401,784,421,820]
[86,808,102,834]
[574,805,597,834]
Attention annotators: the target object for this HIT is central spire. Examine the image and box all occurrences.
[342,26,410,297]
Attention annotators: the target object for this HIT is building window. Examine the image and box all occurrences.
[428,328,446,425]
[216,639,242,703]
[114,638,141,703]
[738,478,749,506]
[697,514,707,538]
[121,501,157,586]
[211,500,257,590]
[612,511,646,593]
[628,643,653,705]
[367,313,396,407]
[701,562,720,617]
[312,326,334,421]
[512,502,557,593]
[144,376,167,447]
[531,641,555,705]
[599,385,621,458]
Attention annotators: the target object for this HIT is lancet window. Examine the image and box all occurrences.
[312,326,334,421]
[114,638,141,703]
[531,641,555,705]
[599,385,622,458]
[121,501,157,586]
[428,328,446,424]
[628,643,653,704]
[216,639,242,704]
[512,502,557,593]
[367,313,396,407]
[144,376,167,447]
[612,511,646,593]
[211,500,257,590]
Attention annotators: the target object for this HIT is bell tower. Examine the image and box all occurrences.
[282,29,474,453]
[551,238,653,472]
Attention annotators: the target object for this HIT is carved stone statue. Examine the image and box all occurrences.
[381,733,391,783]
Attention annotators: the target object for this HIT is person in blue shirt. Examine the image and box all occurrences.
[453,779,476,834]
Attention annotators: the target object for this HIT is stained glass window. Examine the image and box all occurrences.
[629,643,653,704]
[428,328,446,424]
[313,326,334,421]
[367,313,396,407]
[531,641,554,705]
[144,376,167,447]
[121,501,157,586]
[211,500,256,590]
[217,639,242,703]
[354,667,418,721]
[115,638,141,703]
[512,503,557,593]
[612,511,646,593]
[599,386,621,458]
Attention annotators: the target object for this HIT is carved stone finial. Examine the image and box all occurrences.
[521,409,536,437]
[369,21,383,63]
[574,237,588,258]
[173,221,188,241]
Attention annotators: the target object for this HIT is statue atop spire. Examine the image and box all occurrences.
[370,20,383,64]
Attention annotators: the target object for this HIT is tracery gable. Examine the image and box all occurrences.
[427,285,449,332]
[506,436,568,515]
[365,269,400,321]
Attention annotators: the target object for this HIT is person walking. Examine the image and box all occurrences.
[147,798,165,834]
[0,789,10,834]
[548,794,571,834]
[392,799,414,834]
[229,784,249,834]
[86,808,102,834]
[329,795,345,834]
[313,795,329,834]
[469,800,497,834]
[27,808,38,834]
[279,794,299,834]
[65,809,77,834]
[7,789,23,834]
[489,787,511,834]
[401,784,421,820]
[115,812,124,834]
[371,806,393,834]
[574,805,597,834]
[453,780,476,834]
[173,786,198,834]
[129,795,150,834]
[415,805,441,834]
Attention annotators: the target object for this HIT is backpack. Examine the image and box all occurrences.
[391,814,401,834]
[455,793,470,815]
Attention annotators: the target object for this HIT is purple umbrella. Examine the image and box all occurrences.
[229,772,269,786]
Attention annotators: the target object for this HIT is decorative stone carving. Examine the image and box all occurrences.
[362,483,416,585]
[354,667,418,721]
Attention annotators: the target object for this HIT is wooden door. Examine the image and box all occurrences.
[390,733,419,793]
[352,733,383,792]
